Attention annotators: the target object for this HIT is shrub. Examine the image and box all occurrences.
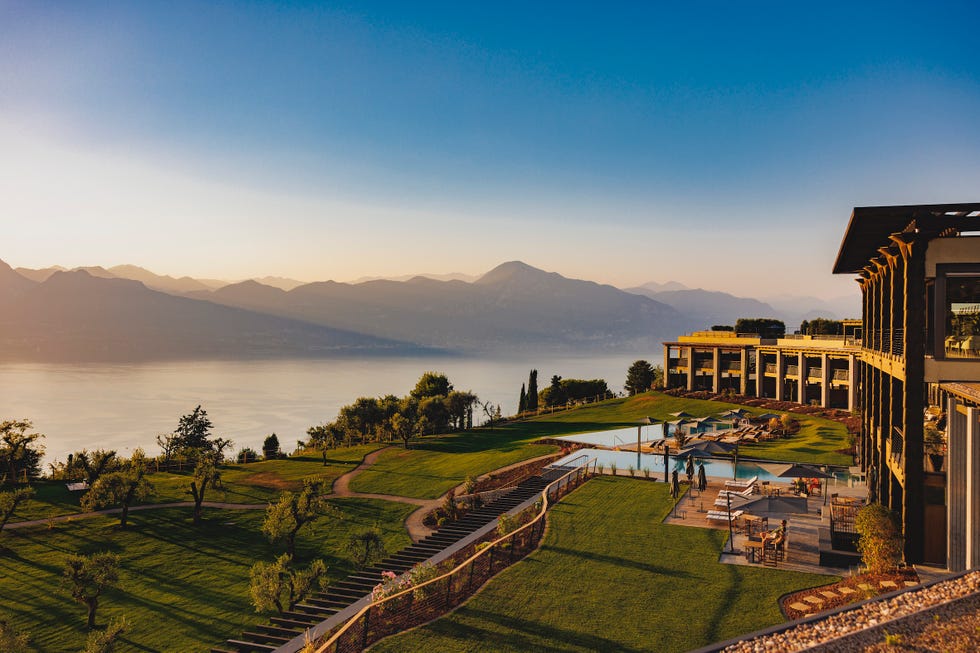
[855,503,903,574]
[497,512,518,538]
[627,465,635,477]
[642,467,650,478]
[610,462,617,476]
[236,447,259,464]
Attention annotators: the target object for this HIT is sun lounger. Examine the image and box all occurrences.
[66,481,89,492]
[706,509,743,522]
[725,475,757,490]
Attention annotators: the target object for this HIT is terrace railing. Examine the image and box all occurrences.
[312,457,598,653]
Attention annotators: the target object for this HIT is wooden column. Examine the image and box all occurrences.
[739,347,748,395]
[685,347,694,391]
[947,398,968,571]
[712,348,720,394]
[798,351,806,404]
[901,239,926,563]
[775,350,784,401]
[663,344,671,388]
[755,351,764,398]
[821,353,829,408]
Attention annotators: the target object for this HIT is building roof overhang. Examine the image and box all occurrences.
[833,203,980,274]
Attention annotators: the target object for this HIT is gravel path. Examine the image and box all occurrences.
[723,571,980,652]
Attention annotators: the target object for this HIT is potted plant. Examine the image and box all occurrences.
[924,423,946,472]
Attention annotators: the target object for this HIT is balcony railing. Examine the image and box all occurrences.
[786,364,799,376]
[807,367,822,380]
[866,328,904,356]
[832,369,850,381]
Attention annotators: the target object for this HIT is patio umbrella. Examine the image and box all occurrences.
[697,463,707,491]
[670,469,680,499]
[685,440,737,455]
[719,408,749,418]
[771,463,834,479]
[673,448,714,460]
[685,455,695,482]
[737,495,810,515]
[771,463,835,505]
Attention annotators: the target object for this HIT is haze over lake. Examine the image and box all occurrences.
[1,354,645,465]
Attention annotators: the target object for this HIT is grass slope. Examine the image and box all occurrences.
[372,477,834,653]
[350,392,850,500]
[349,433,556,499]
[0,498,412,652]
[20,446,381,522]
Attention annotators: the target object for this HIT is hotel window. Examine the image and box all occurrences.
[944,275,980,359]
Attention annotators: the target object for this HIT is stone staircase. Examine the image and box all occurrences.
[211,475,550,653]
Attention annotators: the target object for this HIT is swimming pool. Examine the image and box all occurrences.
[554,425,664,448]
[549,448,854,485]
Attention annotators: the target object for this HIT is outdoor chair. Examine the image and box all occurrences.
[725,475,758,491]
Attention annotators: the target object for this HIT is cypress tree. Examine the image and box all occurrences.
[518,383,527,415]
[527,370,539,411]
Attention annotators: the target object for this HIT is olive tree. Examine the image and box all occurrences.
[82,449,153,528]
[262,478,333,558]
[62,552,120,628]
[189,455,220,525]
[0,487,34,536]
[249,554,327,614]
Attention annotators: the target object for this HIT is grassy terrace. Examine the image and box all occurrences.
[372,477,835,653]
[0,499,413,652]
[20,445,381,522]
[349,391,850,499]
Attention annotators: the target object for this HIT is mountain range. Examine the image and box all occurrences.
[1,259,859,362]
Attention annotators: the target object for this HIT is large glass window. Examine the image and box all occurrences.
[945,276,980,358]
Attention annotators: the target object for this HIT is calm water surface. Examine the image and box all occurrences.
[0,355,642,464]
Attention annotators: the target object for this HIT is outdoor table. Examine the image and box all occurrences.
[744,540,764,563]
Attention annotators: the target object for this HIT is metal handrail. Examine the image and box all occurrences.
[312,456,597,652]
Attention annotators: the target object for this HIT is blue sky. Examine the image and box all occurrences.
[2,1,979,297]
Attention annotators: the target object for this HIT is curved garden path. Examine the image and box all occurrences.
[5,448,559,542]
[330,445,443,540]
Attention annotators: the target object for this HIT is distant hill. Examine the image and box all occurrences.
[198,261,692,354]
[625,286,778,330]
[252,276,307,291]
[1,260,37,299]
[0,265,433,362]
[14,265,65,283]
[628,280,689,293]
[348,272,479,284]
[108,264,217,294]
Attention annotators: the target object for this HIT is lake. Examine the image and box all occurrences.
[0,354,646,465]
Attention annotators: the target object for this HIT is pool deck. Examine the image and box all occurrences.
[660,475,870,577]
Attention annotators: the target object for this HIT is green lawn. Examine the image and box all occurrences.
[15,445,381,523]
[371,477,835,653]
[0,497,413,652]
[349,432,557,499]
[349,392,851,499]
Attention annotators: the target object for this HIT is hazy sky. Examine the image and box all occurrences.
[2,1,979,298]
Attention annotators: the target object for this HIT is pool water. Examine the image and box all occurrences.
[554,425,664,448]
[549,447,853,485]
